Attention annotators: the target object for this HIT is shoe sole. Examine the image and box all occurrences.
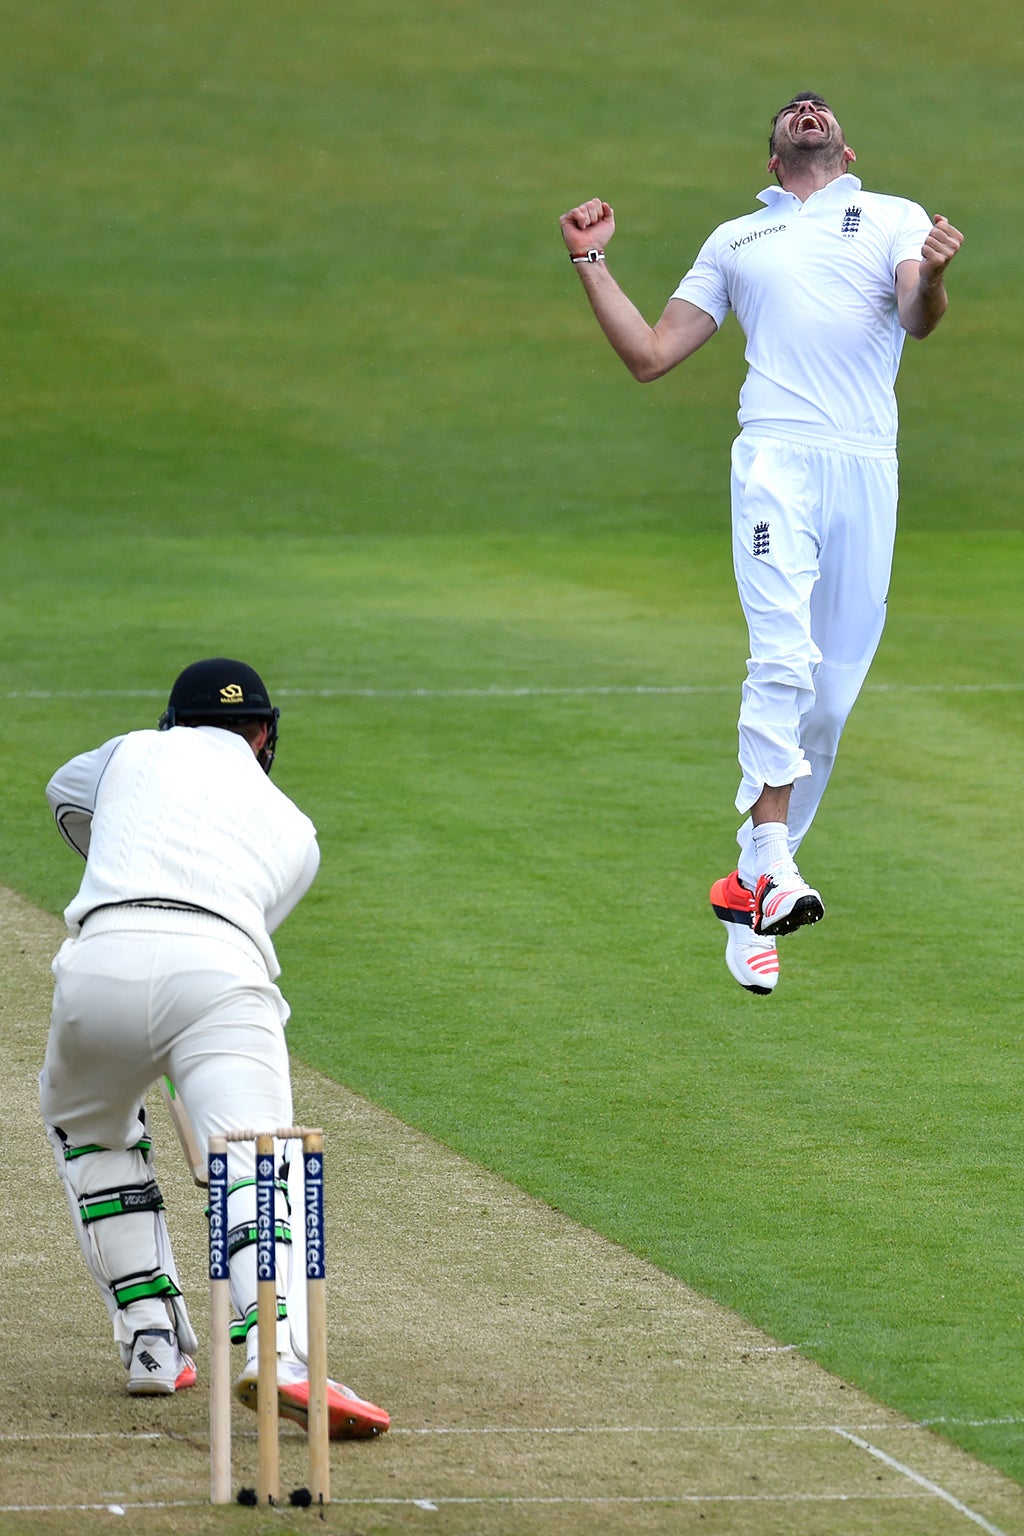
[235,1377,390,1439]
[127,1361,196,1396]
[755,893,824,937]
[127,1353,196,1395]
[127,1378,176,1396]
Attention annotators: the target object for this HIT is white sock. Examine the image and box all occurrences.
[751,821,792,877]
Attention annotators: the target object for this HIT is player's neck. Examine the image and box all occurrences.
[776,161,850,203]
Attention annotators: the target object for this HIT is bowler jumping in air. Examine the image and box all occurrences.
[559,93,963,993]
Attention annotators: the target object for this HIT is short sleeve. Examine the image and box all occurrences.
[671,230,730,327]
[891,200,933,273]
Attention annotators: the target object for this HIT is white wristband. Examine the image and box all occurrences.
[570,248,605,265]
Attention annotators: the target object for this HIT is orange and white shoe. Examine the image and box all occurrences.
[235,1364,389,1439]
[281,1377,390,1440]
[710,871,779,995]
[753,864,824,937]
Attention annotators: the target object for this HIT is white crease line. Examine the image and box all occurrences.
[1,1428,1012,1528]
[389,1420,1024,1437]
[3,1417,1022,1444]
[0,1493,930,1515]
[285,1493,927,1507]
[1,681,1021,702]
[0,1431,164,1442]
[391,1424,858,1437]
[739,1340,822,1353]
[0,1504,196,1515]
[832,1428,1009,1536]
[1,684,728,700]
[920,1417,1024,1428]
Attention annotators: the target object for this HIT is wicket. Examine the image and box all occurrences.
[207,1127,330,1506]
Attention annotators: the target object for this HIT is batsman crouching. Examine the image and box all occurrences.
[38,657,389,1438]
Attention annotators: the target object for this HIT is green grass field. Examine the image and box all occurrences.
[2,0,1023,1496]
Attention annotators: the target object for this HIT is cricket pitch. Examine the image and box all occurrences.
[2,884,1020,1536]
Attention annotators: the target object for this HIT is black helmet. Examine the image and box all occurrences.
[158,658,280,774]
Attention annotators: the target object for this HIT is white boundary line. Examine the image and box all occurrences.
[832,1428,1010,1536]
[1,681,1022,703]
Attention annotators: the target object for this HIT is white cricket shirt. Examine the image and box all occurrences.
[46,725,319,977]
[672,174,932,449]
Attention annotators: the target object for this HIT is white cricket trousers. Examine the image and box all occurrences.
[729,433,898,878]
[39,907,304,1363]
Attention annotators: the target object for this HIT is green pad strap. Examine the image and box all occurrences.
[227,1176,290,1199]
[79,1180,165,1225]
[62,1136,153,1163]
[227,1220,291,1259]
[229,1298,287,1345]
[113,1271,182,1308]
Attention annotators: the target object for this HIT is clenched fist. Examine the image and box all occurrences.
[559,198,616,257]
[921,214,964,272]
